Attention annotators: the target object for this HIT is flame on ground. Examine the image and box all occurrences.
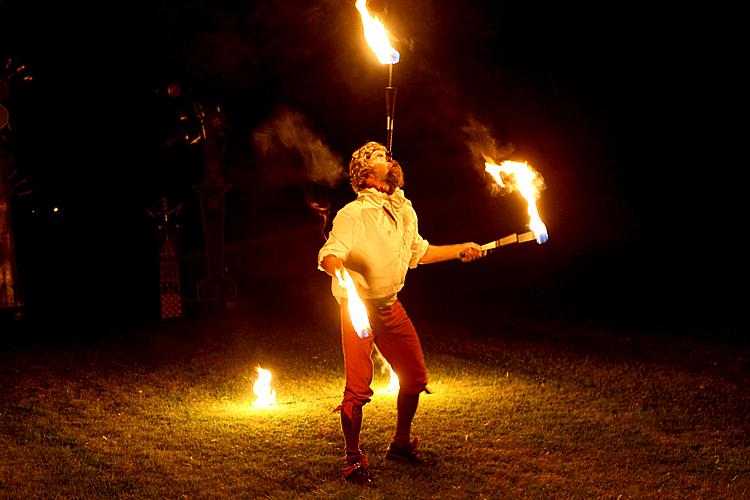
[355,0,400,64]
[251,366,277,409]
[485,160,549,244]
[335,267,372,338]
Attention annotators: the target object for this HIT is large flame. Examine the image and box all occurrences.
[485,160,549,243]
[335,268,372,338]
[251,366,277,409]
[355,0,400,64]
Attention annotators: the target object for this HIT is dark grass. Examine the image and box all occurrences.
[2,286,749,498]
[1,222,748,498]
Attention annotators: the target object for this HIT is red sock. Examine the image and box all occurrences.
[341,405,363,464]
[393,392,419,446]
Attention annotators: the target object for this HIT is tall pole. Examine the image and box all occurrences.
[0,154,22,310]
[1,61,32,315]
[192,102,237,306]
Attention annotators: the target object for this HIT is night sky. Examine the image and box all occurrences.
[1,1,745,330]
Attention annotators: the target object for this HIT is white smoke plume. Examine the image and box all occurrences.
[252,105,345,188]
[462,116,517,195]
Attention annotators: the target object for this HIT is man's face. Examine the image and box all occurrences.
[367,148,404,194]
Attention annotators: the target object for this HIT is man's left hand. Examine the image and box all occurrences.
[458,243,484,262]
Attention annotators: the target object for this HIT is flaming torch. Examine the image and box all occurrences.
[483,160,549,251]
[355,0,400,155]
[335,267,372,338]
[251,366,277,409]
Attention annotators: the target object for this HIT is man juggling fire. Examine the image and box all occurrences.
[318,141,484,487]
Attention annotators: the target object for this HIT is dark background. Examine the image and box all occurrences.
[1,0,745,334]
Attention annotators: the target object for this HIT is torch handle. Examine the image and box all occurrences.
[385,86,397,154]
[481,231,536,252]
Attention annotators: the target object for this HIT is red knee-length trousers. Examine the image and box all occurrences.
[338,298,429,416]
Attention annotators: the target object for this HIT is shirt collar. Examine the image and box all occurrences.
[358,187,407,212]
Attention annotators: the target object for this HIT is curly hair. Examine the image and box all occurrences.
[348,141,385,193]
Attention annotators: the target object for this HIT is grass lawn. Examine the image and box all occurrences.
[1,288,748,498]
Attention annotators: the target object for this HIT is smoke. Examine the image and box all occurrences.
[462,116,517,195]
[462,116,516,172]
[462,116,547,202]
[252,105,345,188]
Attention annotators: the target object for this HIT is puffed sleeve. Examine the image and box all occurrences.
[317,211,358,271]
[408,209,429,269]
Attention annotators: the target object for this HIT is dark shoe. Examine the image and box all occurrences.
[385,436,435,466]
[343,452,377,488]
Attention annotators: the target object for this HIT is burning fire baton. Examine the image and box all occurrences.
[335,267,372,338]
[481,231,537,252]
[484,159,549,248]
[355,0,400,156]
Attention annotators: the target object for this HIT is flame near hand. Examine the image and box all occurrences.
[335,267,372,338]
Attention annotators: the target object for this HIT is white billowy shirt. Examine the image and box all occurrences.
[317,187,430,306]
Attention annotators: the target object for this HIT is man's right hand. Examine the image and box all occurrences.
[320,254,344,277]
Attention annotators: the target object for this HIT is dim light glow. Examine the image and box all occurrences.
[251,366,277,409]
[355,0,400,64]
[485,160,549,244]
[335,267,372,338]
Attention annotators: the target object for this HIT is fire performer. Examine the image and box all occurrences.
[318,141,483,487]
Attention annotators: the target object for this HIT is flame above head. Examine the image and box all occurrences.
[355,0,400,64]
[335,267,372,338]
[251,366,277,409]
[485,160,549,244]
